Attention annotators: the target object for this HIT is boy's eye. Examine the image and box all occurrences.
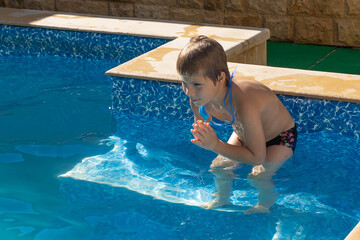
[194,83,202,87]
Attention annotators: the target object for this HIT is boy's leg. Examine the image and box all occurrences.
[245,145,293,214]
[202,132,242,209]
[201,161,236,209]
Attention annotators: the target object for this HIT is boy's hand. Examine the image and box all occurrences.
[190,120,220,151]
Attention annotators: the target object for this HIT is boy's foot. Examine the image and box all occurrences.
[201,198,231,209]
[244,204,270,214]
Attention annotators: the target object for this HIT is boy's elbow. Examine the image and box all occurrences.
[243,147,264,165]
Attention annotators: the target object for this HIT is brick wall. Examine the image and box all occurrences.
[1,0,360,47]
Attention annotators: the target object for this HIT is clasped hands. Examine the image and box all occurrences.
[190,120,220,151]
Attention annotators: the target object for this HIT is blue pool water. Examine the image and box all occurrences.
[1,25,360,239]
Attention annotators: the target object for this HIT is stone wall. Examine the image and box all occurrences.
[1,0,360,47]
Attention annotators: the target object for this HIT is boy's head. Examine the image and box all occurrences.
[176,35,230,86]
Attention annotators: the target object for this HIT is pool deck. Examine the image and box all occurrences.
[1,7,360,104]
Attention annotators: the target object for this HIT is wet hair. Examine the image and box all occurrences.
[176,35,231,86]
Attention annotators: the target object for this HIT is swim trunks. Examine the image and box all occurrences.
[266,124,297,152]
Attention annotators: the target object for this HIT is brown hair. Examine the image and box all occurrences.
[176,35,230,85]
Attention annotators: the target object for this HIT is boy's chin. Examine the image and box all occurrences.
[192,100,203,106]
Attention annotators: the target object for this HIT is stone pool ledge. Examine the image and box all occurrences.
[228,63,360,103]
[2,8,360,103]
[108,58,360,104]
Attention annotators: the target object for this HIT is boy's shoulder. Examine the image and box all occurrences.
[233,77,262,94]
[232,78,271,107]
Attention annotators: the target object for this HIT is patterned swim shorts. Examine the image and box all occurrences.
[266,124,297,152]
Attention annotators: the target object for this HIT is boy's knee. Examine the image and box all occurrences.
[210,155,239,169]
[248,165,274,180]
[250,165,265,176]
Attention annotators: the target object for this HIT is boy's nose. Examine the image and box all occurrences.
[184,86,193,97]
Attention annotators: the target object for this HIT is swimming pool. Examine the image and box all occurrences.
[1,24,360,239]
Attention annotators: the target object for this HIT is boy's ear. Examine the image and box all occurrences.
[218,71,226,83]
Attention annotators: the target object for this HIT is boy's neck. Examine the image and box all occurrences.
[208,81,229,109]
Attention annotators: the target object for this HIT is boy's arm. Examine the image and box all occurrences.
[191,108,266,166]
[213,123,266,165]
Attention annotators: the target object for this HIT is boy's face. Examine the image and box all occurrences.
[181,74,219,107]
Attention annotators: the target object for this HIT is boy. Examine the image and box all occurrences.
[176,35,297,214]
